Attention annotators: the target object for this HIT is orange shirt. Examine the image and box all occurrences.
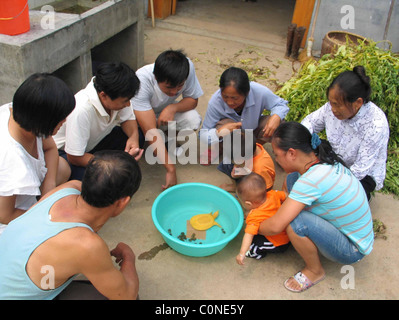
[245,190,289,247]
[252,143,275,190]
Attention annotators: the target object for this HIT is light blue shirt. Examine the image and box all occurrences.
[200,82,289,144]
[0,188,93,300]
[289,162,374,255]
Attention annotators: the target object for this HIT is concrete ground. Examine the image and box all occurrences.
[99,0,399,300]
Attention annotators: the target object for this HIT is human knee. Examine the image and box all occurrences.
[288,211,314,238]
[178,110,202,131]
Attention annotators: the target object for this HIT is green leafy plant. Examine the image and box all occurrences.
[276,40,399,196]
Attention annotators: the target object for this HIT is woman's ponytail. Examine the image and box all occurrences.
[273,122,348,168]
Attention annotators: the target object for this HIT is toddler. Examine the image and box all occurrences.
[218,129,275,192]
[236,172,290,265]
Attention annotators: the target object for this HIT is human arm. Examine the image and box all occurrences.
[157,57,203,128]
[157,97,198,127]
[135,109,177,190]
[72,236,139,300]
[0,196,25,224]
[261,114,283,138]
[40,137,60,196]
[70,236,139,300]
[236,233,254,265]
[301,103,329,134]
[109,242,139,299]
[120,119,143,161]
[348,114,389,188]
[216,121,242,138]
[67,153,94,168]
[282,179,289,197]
[258,84,289,138]
[200,89,239,145]
[258,197,306,236]
[0,178,80,224]
[63,103,94,168]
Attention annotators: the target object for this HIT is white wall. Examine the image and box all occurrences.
[310,0,399,52]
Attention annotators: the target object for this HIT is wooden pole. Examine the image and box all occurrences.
[150,0,155,27]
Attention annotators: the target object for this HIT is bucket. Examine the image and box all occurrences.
[321,31,369,57]
[0,0,30,36]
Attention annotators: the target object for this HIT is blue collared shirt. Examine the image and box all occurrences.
[200,82,289,144]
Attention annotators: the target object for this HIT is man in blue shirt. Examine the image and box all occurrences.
[0,151,142,300]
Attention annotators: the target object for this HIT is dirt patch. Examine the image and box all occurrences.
[138,242,170,260]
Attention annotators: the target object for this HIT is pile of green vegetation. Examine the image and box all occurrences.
[276,40,399,196]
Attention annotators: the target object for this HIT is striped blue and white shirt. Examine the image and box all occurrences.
[289,162,374,255]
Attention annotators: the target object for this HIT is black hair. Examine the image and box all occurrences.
[12,73,75,137]
[93,62,140,100]
[272,122,348,168]
[237,172,267,203]
[219,67,250,96]
[153,49,190,87]
[327,65,371,104]
[227,129,256,164]
[81,150,142,208]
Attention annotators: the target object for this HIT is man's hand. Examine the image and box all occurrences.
[157,104,177,128]
[110,242,136,267]
[125,140,144,161]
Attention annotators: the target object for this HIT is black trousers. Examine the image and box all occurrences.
[54,280,107,300]
[60,126,128,181]
[360,175,376,201]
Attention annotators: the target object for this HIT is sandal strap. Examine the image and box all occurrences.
[293,272,313,289]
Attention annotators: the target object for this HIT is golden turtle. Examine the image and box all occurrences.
[190,210,222,231]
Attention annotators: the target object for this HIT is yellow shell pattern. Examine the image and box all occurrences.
[190,210,222,231]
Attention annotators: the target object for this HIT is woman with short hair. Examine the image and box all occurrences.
[0,73,75,234]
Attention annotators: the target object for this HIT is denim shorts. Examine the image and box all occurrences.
[286,173,365,264]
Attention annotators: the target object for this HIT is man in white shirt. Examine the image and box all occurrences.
[131,50,203,190]
[54,62,143,180]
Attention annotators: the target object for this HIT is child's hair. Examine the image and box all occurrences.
[227,129,256,164]
[12,73,75,137]
[93,62,140,100]
[82,150,142,208]
[327,65,371,105]
[237,172,267,205]
[272,122,348,168]
[219,67,250,96]
[153,49,190,87]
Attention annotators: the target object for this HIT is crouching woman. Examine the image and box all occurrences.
[259,121,373,293]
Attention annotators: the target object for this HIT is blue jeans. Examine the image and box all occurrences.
[286,173,365,264]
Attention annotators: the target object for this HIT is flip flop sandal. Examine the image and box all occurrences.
[284,271,325,293]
